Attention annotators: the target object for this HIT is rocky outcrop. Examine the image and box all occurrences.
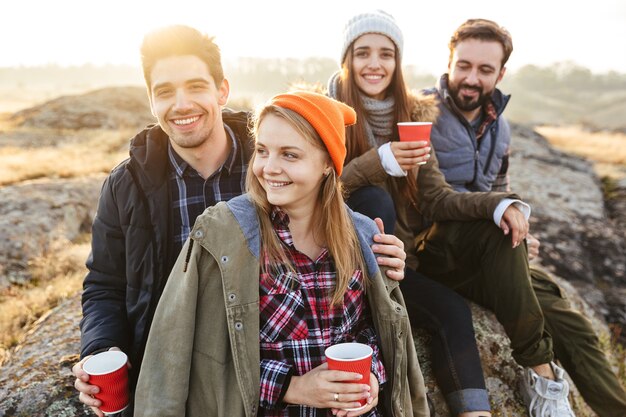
[509,125,626,334]
[0,175,105,289]
[0,295,91,417]
[9,87,154,130]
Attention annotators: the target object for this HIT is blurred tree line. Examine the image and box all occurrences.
[225,57,438,96]
[1,59,624,129]
[502,61,626,93]
[2,59,624,95]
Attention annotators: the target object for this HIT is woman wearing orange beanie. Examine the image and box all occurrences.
[135,91,429,417]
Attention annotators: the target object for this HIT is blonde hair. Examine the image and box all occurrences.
[246,105,367,306]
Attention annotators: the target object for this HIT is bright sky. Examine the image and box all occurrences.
[4,0,625,75]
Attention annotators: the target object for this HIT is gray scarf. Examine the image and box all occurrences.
[327,71,395,148]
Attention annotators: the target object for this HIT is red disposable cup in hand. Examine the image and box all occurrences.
[397,122,432,165]
[397,122,432,142]
[325,342,373,411]
[83,351,130,415]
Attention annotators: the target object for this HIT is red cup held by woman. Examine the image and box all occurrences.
[325,342,373,411]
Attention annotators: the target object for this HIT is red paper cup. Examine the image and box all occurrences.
[325,342,373,411]
[398,122,432,165]
[397,122,432,142]
[83,351,130,415]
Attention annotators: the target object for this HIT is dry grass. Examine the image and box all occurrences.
[0,128,133,186]
[0,113,136,366]
[536,125,626,179]
[0,238,90,366]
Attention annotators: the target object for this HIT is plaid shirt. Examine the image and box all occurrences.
[168,124,247,252]
[258,208,386,416]
[474,99,510,192]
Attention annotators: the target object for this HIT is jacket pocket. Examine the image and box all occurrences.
[259,274,308,342]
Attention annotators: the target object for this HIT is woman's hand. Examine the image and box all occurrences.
[283,363,371,410]
[333,373,380,417]
[390,141,430,171]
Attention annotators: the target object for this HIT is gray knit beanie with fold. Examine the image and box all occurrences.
[340,10,404,65]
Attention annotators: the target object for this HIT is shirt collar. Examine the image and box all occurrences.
[270,206,329,262]
[167,123,239,179]
[270,206,291,229]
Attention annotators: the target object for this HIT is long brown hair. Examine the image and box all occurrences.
[246,105,367,306]
[336,40,418,206]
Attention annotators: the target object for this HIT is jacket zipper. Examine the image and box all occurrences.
[483,123,499,176]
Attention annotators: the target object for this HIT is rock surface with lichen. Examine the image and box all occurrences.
[0,176,104,291]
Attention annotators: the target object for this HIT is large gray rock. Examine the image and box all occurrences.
[509,125,626,331]
[0,295,91,417]
[0,175,105,289]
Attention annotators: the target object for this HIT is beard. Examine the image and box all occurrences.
[449,82,491,112]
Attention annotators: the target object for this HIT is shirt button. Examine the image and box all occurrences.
[221,255,229,263]
[395,306,402,313]
[194,230,203,239]
[234,322,243,330]
[228,293,236,302]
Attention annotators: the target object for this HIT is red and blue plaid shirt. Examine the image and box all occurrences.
[259,208,386,416]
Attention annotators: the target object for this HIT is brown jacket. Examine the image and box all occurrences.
[340,92,519,269]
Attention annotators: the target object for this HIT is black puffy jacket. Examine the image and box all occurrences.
[80,109,253,393]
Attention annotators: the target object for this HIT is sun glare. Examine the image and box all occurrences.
[2,0,625,74]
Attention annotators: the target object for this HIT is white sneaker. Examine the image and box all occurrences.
[520,362,576,416]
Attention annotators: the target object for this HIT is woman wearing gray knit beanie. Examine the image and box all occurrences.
[327,10,493,417]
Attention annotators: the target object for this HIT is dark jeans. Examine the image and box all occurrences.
[347,186,490,414]
[401,268,490,414]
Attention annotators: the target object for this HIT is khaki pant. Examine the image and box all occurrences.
[416,220,626,417]
[532,267,626,417]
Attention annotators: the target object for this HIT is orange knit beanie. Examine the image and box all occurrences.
[270,91,356,176]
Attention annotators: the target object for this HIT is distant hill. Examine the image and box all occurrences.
[10,87,153,130]
[500,63,626,131]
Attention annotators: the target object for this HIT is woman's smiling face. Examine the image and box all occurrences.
[351,33,397,100]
